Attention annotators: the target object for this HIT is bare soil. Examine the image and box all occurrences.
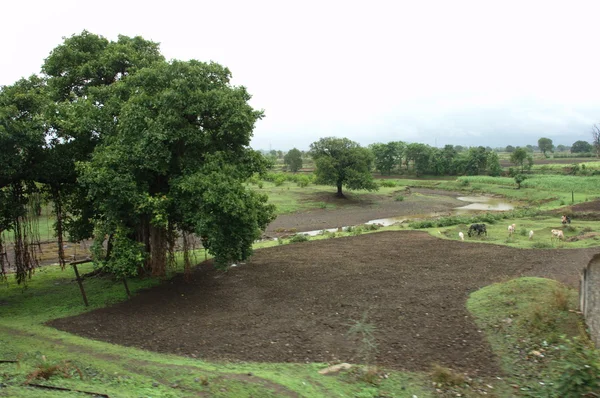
[48,231,599,377]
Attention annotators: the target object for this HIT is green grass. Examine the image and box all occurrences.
[423,217,600,249]
[467,277,596,396]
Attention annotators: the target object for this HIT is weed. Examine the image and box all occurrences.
[430,364,466,387]
[318,202,327,209]
[554,336,600,396]
[518,228,527,237]
[551,286,570,312]
[564,225,576,233]
[25,358,83,384]
[395,195,405,201]
[347,312,378,366]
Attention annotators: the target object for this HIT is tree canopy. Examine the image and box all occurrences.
[538,137,554,157]
[309,137,378,197]
[571,140,592,153]
[369,141,405,175]
[283,148,303,172]
[510,147,529,172]
[0,31,275,283]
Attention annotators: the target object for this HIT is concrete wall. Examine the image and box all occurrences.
[581,253,600,347]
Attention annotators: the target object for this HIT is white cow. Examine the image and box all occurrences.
[508,223,516,236]
[551,229,564,240]
[458,232,464,241]
[529,230,534,240]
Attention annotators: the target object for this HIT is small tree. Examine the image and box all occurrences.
[514,174,527,189]
[510,147,528,172]
[538,137,554,157]
[505,145,516,153]
[309,137,378,198]
[283,148,303,172]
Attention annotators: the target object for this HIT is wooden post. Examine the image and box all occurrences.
[70,258,91,307]
[72,264,88,307]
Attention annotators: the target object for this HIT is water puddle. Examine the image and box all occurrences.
[296,195,514,236]
[454,196,514,212]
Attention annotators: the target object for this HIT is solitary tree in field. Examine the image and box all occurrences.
[283,148,303,172]
[309,137,378,198]
[505,145,515,153]
[571,140,592,153]
[538,137,554,157]
[510,147,528,172]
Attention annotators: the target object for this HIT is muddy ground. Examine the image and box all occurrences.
[48,230,599,376]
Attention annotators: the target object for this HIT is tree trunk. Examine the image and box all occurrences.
[336,183,345,198]
[149,223,167,277]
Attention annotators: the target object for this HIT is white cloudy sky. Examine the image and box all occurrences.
[2,0,599,150]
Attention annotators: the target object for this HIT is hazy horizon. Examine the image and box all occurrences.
[2,1,599,151]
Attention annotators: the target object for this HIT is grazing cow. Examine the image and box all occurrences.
[508,223,516,236]
[551,229,564,240]
[529,230,534,240]
[468,223,487,237]
[458,232,464,241]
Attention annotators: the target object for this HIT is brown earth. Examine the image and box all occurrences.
[265,188,465,236]
[48,231,599,377]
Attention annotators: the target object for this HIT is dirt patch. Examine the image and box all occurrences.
[48,231,599,377]
[266,188,465,236]
[570,200,600,213]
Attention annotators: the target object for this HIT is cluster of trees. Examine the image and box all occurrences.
[368,142,503,177]
[0,32,275,283]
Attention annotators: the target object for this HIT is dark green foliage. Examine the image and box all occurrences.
[571,140,592,153]
[309,137,378,197]
[369,141,405,175]
[514,174,527,189]
[283,148,303,172]
[554,337,600,396]
[538,137,554,157]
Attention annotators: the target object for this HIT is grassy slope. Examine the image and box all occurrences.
[467,277,596,396]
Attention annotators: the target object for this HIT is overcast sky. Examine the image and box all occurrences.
[2,0,599,150]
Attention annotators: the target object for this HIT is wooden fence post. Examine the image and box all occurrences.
[70,258,92,307]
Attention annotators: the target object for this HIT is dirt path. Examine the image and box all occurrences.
[48,231,599,377]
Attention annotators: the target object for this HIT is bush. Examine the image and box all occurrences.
[289,234,309,243]
[554,337,600,396]
[395,195,404,202]
[296,175,310,187]
[379,180,396,188]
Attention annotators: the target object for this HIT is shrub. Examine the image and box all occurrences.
[296,175,310,187]
[273,174,286,186]
[395,195,404,201]
[531,241,553,249]
[554,337,600,396]
[379,180,396,188]
[430,364,466,387]
[289,234,309,243]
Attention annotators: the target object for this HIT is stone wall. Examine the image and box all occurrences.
[580,253,600,347]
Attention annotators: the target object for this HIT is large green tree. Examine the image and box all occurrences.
[283,148,303,172]
[309,137,378,197]
[571,140,592,153]
[79,60,275,275]
[0,31,276,282]
[538,137,554,157]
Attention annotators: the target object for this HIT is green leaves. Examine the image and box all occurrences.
[309,137,378,196]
